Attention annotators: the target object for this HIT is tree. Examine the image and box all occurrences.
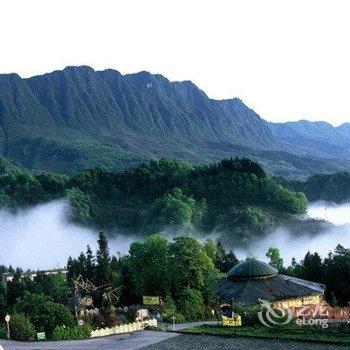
[65,187,91,225]
[324,245,350,306]
[266,247,284,271]
[215,241,239,273]
[169,236,217,296]
[177,288,205,321]
[296,251,325,283]
[6,269,27,306]
[142,188,196,232]
[85,245,95,282]
[0,284,8,320]
[30,272,69,305]
[14,292,75,336]
[8,314,36,341]
[95,232,112,288]
[127,234,171,299]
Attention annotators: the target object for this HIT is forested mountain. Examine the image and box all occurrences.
[270,120,350,160]
[337,123,350,138]
[0,157,307,245]
[0,66,349,176]
[278,171,350,203]
[0,156,21,174]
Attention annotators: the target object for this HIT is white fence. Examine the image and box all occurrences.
[90,318,157,338]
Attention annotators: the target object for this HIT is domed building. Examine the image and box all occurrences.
[217,259,325,309]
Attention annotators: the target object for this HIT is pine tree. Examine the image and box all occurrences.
[78,252,87,278]
[66,256,75,286]
[96,232,112,287]
[85,245,95,282]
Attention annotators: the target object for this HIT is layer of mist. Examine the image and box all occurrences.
[0,200,134,270]
[0,200,349,270]
[244,202,350,264]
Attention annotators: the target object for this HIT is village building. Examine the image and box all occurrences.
[1,268,68,284]
[217,259,325,309]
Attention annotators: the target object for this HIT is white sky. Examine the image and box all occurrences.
[1,0,350,126]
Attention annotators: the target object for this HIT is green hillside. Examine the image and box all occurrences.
[0,66,349,176]
[0,157,307,245]
[0,156,22,174]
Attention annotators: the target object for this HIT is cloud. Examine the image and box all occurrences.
[0,200,134,270]
[0,200,349,270]
[241,202,350,264]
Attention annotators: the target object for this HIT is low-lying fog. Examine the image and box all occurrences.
[247,202,350,264]
[0,200,134,270]
[0,200,349,270]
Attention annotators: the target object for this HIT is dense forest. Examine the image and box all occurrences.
[278,171,350,203]
[1,234,349,341]
[0,157,307,245]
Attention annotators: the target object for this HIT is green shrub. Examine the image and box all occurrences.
[161,295,176,321]
[52,324,92,340]
[235,305,261,326]
[173,313,186,324]
[9,314,36,341]
[177,288,205,321]
[0,324,7,339]
[14,292,75,336]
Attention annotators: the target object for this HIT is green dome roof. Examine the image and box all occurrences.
[228,259,277,279]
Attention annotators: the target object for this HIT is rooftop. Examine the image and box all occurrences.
[228,259,278,279]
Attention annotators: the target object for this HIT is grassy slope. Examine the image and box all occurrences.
[181,325,350,345]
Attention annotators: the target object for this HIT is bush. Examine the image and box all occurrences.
[173,313,186,324]
[14,293,75,336]
[161,295,176,321]
[9,314,36,341]
[177,288,205,321]
[0,324,7,339]
[39,301,75,335]
[52,324,92,340]
[235,305,261,326]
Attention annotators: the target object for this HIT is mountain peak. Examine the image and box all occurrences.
[63,65,95,73]
[0,66,349,176]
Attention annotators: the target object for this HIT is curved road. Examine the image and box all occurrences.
[0,330,178,350]
[0,323,348,350]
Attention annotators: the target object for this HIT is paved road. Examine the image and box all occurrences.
[143,334,349,350]
[0,322,214,350]
[1,327,348,350]
[167,321,217,331]
[0,330,178,350]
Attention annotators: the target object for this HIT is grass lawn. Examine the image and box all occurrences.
[180,324,350,345]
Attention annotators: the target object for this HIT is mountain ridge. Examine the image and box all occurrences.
[0,65,349,177]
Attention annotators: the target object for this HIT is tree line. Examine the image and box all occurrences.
[0,157,307,245]
[266,245,350,306]
[277,171,350,203]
